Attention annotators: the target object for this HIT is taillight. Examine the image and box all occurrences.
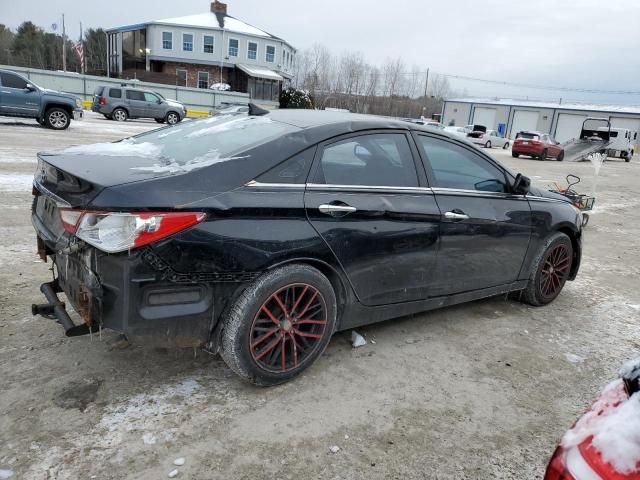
[99,96,106,105]
[545,447,576,480]
[58,209,206,253]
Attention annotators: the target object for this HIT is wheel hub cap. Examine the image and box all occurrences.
[540,244,571,298]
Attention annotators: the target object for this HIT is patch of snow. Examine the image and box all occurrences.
[351,331,366,348]
[0,174,33,192]
[565,353,585,364]
[142,432,157,445]
[620,358,640,379]
[61,140,163,158]
[210,83,231,91]
[563,380,640,474]
[155,13,274,38]
[0,469,13,479]
[185,116,272,139]
[173,458,185,466]
[168,469,179,478]
[130,150,249,174]
[329,445,340,454]
[157,128,184,139]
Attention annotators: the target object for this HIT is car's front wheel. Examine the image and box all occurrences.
[220,264,337,386]
[45,107,70,130]
[503,142,510,149]
[540,149,548,161]
[165,111,180,125]
[521,232,573,306]
[512,152,519,158]
[557,150,565,161]
[485,141,492,148]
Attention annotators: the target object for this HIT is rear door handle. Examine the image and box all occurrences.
[319,204,357,214]
[444,211,469,220]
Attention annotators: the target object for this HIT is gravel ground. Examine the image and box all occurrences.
[0,113,639,480]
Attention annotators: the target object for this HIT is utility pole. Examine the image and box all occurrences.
[79,21,84,74]
[422,68,430,119]
[62,14,66,72]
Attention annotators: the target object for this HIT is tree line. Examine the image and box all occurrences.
[0,22,107,75]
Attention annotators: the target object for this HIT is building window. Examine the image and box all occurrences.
[266,45,275,63]
[183,33,193,51]
[203,35,214,53]
[228,38,239,57]
[247,42,257,60]
[197,71,209,89]
[176,69,187,87]
[162,31,172,49]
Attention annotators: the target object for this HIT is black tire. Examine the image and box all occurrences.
[485,141,492,148]
[44,107,70,130]
[520,232,573,306]
[219,264,337,386]
[512,152,519,158]
[165,111,180,125]
[540,149,548,161]
[503,142,510,150]
[557,150,565,161]
[37,117,46,126]
[155,118,165,124]
[112,108,128,122]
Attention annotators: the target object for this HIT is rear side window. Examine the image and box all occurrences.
[109,88,122,98]
[314,133,418,187]
[126,90,145,101]
[0,72,28,89]
[257,148,315,184]
[418,136,508,193]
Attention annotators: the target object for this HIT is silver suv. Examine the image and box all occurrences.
[91,85,186,125]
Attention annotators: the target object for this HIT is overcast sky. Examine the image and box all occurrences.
[3,0,639,104]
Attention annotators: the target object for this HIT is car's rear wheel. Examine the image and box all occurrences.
[485,141,492,148]
[557,150,565,161]
[155,118,165,124]
[45,108,70,130]
[220,264,337,386]
[165,111,180,125]
[512,152,519,158]
[540,149,548,161]
[503,142,510,149]
[521,232,573,306]
[112,108,128,122]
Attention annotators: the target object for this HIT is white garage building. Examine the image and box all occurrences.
[442,98,640,144]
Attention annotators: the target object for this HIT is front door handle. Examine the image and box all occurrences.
[319,203,357,215]
[444,211,469,221]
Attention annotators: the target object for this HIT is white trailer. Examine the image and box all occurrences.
[599,127,634,162]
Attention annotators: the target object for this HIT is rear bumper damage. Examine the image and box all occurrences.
[31,239,233,348]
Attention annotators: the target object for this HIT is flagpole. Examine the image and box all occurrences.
[62,13,66,72]
[79,21,84,74]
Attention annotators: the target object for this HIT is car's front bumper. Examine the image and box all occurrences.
[73,109,84,121]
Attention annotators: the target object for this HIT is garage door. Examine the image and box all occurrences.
[555,114,588,143]
[610,117,640,145]
[510,110,539,139]
[472,107,497,130]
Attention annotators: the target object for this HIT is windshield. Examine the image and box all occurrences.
[59,115,299,175]
[517,133,539,140]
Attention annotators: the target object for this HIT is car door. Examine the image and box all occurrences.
[304,131,442,306]
[414,133,532,296]
[0,71,40,116]
[548,135,562,157]
[143,91,164,119]
[125,89,146,118]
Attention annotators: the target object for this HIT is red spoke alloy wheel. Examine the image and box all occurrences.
[249,283,327,373]
[539,244,571,298]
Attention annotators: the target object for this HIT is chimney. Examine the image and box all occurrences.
[211,1,227,14]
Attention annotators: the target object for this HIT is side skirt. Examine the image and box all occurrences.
[337,280,528,331]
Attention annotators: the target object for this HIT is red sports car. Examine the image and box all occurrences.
[512,131,565,161]
[544,357,640,479]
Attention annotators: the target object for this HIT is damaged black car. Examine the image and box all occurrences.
[31,109,583,385]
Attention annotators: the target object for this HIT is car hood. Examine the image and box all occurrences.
[41,88,78,102]
[529,185,573,203]
[165,99,184,108]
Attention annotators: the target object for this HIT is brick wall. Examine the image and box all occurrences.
[158,61,232,89]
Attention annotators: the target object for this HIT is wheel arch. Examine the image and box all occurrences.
[43,102,73,116]
[554,224,582,280]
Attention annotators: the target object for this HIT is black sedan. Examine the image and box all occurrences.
[31,108,583,385]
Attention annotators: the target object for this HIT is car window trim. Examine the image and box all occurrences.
[411,131,515,194]
[309,129,427,189]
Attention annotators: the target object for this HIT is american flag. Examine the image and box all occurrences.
[73,41,84,71]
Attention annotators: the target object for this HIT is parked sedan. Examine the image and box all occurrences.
[513,131,565,160]
[467,127,510,149]
[444,126,469,138]
[31,109,583,385]
[544,357,640,479]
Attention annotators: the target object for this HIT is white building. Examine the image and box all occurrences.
[442,98,640,143]
[106,1,296,103]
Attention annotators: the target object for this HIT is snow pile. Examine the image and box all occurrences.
[562,379,640,474]
[0,469,13,479]
[210,83,231,91]
[620,357,640,379]
[61,140,163,158]
[130,150,249,174]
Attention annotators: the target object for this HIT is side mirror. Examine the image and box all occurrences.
[513,173,531,195]
[25,83,36,91]
[157,99,163,104]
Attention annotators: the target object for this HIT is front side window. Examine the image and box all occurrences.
[162,32,172,50]
[144,92,160,102]
[228,38,239,57]
[0,72,28,89]
[248,42,257,60]
[203,35,214,53]
[197,71,209,89]
[315,133,418,187]
[418,136,508,193]
[266,45,275,63]
[125,90,145,101]
[183,33,193,51]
